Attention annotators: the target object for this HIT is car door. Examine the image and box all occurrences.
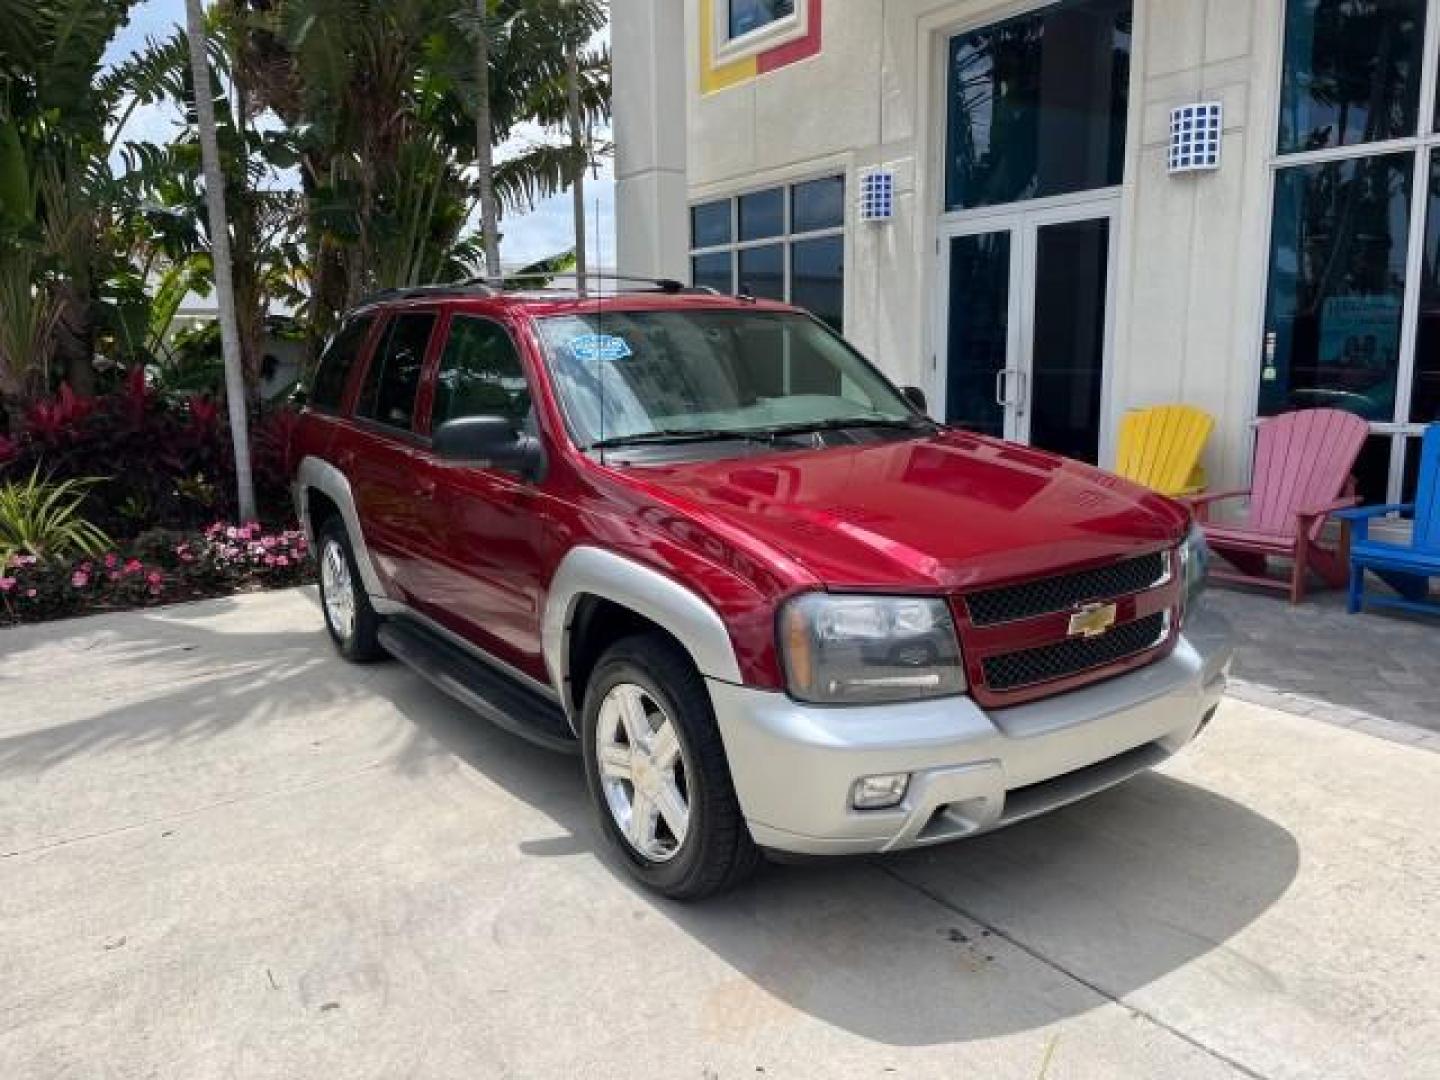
[344,307,440,601]
[408,312,551,680]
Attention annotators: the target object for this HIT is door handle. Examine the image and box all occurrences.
[995,368,1022,407]
[416,476,437,499]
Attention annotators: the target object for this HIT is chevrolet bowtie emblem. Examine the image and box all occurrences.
[1068,602,1118,639]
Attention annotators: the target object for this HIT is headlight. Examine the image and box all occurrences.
[779,594,966,705]
[1178,523,1210,618]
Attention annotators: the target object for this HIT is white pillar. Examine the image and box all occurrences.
[613,0,688,281]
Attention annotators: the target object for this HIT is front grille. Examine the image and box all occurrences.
[965,551,1169,627]
[981,612,1169,693]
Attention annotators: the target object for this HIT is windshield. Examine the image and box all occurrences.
[533,309,919,449]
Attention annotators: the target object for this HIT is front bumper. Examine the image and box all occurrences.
[710,606,1232,855]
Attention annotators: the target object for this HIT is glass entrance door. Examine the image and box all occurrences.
[941,205,1117,462]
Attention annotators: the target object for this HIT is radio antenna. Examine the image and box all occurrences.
[594,195,606,457]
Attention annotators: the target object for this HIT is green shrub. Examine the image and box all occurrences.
[0,469,111,564]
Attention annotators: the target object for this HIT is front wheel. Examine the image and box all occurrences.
[581,634,760,900]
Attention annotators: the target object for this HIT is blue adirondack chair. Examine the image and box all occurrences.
[1335,423,1440,617]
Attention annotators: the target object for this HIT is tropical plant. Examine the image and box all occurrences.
[0,468,111,562]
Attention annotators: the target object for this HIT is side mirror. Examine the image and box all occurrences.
[901,385,928,415]
[433,416,544,480]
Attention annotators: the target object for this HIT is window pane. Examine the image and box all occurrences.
[792,176,845,233]
[729,0,794,39]
[1278,0,1426,154]
[739,188,784,241]
[738,244,784,300]
[310,315,372,412]
[1260,154,1412,423]
[945,231,1011,437]
[692,251,733,294]
[432,317,530,428]
[1350,433,1395,505]
[944,0,1132,211]
[358,312,435,431]
[691,200,731,248]
[1413,153,1440,422]
[791,235,844,332]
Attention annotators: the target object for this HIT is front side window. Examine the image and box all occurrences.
[534,310,916,450]
[309,315,373,412]
[944,0,1132,211]
[431,316,532,427]
[729,0,795,40]
[357,311,436,432]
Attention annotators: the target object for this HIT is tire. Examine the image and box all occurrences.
[581,633,761,900]
[316,515,385,662]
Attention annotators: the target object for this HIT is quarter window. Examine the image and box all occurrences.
[309,315,373,412]
[431,316,532,427]
[357,311,436,432]
[688,175,846,332]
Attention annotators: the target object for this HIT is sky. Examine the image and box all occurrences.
[105,0,616,271]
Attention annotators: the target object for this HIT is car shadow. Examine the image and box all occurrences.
[388,673,1300,1048]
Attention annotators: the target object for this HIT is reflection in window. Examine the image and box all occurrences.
[1278,0,1426,154]
[691,200,732,248]
[431,317,530,427]
[309,315,372,412]
[791,236,844,332]
[944,0,1131,211]
[692,251,733,295]
[1260,153,1413,422]
[739,188,784,241]
[1414,154,1440,422]
[729,0,795,40]
[739,244,784,300]
[690,176,844,329]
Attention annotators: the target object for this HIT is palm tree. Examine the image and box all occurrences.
[185,0,256,521]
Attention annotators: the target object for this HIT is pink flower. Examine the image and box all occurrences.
[263,555,277,567]
[123,559,142,575]
[146,570,164,586]
[71,571,90,588]
[0,577,15,592]
[180,551,195,563]
[225,526,238,540]
[104,553,118,569]
[25,588,36,598]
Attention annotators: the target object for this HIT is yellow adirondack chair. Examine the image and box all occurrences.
[1115,405,1214,496]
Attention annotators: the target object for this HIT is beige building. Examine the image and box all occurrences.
[615,0,1440,502]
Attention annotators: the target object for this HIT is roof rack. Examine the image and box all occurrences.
[463,272,717,296]
[354,273,721,312]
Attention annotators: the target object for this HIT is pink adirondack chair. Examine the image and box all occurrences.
[1186,409,1368,604]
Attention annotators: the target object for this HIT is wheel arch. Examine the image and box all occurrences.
[543,547,744,720]
[295,455,390,602]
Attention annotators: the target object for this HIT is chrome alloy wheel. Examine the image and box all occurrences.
[595,683,690,862]
[320,538,357,643]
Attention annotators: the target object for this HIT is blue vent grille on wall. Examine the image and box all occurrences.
[1169,102,1223,173]
[859,170,895,221]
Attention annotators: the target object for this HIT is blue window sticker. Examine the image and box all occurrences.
[568,333,632,362]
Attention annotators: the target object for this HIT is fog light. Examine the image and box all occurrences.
[852,773,910,810]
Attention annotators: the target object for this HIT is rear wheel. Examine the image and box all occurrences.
[316,516,384,662]
[581,633,760,900]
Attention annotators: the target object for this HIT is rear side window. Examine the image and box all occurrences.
[432,316,532,426]
[309,316,373,412]
[357,311,436,432]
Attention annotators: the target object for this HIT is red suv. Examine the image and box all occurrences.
[292,278,1231,899]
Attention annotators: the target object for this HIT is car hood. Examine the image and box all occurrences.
[617,430,1190,592]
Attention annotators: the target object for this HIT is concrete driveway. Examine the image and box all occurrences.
[1,589,1436,1079]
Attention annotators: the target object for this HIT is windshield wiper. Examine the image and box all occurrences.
[587,428,773,451]
[749,415,934,439]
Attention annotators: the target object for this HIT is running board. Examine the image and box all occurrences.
[378,619,579,755]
